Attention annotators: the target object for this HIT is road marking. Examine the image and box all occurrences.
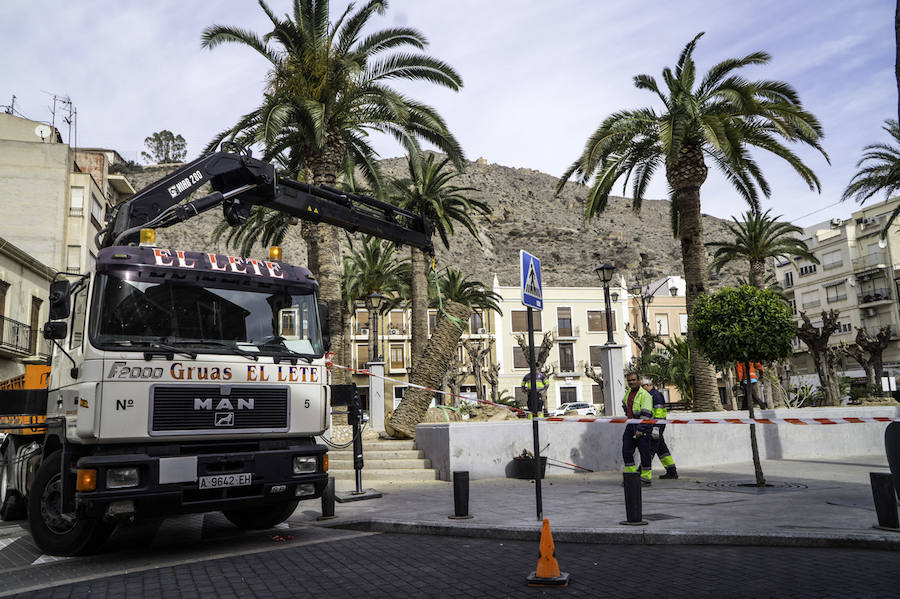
[32,554,71,565]
[0,537,20,551]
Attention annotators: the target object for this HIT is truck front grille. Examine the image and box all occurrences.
[150,385,289,435]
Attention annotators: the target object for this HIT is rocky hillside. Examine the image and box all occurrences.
[115,157,744,290]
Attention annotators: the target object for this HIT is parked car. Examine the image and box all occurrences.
[548,402,596,417]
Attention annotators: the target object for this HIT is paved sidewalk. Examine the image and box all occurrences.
[295,454,900,550]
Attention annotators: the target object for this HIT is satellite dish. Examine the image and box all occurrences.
[878,238,888,249]
[34,124,52,142]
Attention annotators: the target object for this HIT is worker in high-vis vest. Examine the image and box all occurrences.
[521,371,549,413]
[643,379,678,479]
[622,372,654,485]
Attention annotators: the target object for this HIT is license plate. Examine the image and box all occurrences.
[198,473,252,489]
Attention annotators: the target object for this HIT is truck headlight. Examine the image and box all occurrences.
[107,467,140,489]
[293,456,317,474]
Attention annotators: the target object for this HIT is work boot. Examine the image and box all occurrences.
[660,466,678,480]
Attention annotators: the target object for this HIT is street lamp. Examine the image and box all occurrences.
[595,264,616,345]
[367,292,385,363]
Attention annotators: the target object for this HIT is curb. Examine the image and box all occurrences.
[317,518,900,551]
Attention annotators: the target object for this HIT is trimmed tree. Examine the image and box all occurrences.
[690,285,795,486]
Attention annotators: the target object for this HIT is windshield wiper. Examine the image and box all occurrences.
[107,340,197,360]
[174,340,259,361]
[254,340,313,364]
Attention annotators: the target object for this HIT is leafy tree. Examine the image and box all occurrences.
[556,33,827,412]
[390,152,489,365]
[202,0,465,380]
[690,285,795,486]
[708,209,818,288]
[387,269,499,438]
[141,130,187,164]
[643,336,694,408]
[842,119,900,238]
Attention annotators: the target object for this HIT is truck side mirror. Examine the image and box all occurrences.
[43,321,68,340]
[48,280,71,320]
[318,301,331,352]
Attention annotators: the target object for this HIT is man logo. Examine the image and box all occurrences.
[194,398,254,410]
[215,412,234,427]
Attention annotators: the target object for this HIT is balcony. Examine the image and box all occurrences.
[852,251,887,271]
[0,316,49,359]
[555,325,580,338]
[861,316,896,335]
[857,288,892,305]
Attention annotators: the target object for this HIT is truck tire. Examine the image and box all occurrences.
[223,499,299,530]
[27,451,114,556]
[0,441,27,521]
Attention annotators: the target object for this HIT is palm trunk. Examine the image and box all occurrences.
[669,144,722,412]
[410,247,429,365]
[749,259,766,289]
[388,301,471,438]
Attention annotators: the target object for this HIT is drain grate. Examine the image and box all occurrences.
[705,480,808,492]
[642,513,680,521]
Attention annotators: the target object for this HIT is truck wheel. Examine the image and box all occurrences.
[27,451,114,556]
[223,499,299,530]
[0,442,27,521]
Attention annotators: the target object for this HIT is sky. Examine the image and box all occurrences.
[1,0,895,226]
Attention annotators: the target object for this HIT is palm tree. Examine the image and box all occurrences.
[202,0,465,380]
[842,119,900,237]
[387,269,500,438]
[342,236,409,360]
[390,152,490,365]
[643,336,693,408]
[708,209,818,288]
[556,33,827,411]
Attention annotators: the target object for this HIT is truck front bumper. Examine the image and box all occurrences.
[73,444,327,517]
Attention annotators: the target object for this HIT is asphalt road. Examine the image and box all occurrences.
[1,515,898,598]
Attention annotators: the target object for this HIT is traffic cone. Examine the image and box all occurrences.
[526,518,570,587]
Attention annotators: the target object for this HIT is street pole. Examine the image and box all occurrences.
[527,306,543,522]
[603,282,614,345]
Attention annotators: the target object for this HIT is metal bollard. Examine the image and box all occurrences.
[317,476,336,520]
[449,470,473,519]
[620,472,647,526]
[870,472,899,530]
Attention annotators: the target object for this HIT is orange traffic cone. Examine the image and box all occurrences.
[526,518,570,587]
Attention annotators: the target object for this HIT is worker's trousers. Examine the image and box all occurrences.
[622,425,652,481]
[650,425,676,468]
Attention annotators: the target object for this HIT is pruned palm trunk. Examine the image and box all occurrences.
[387,301,471,438]
[669,144,722,412]
[410,248,429,365]
[749,259,766,289]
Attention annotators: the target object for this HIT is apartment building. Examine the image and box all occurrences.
[776,196,900,387]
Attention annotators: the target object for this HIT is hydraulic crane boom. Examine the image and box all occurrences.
[100,150,433,253]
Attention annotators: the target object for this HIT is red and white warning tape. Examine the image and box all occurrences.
[540,416,900,425]
[323,354,899,425]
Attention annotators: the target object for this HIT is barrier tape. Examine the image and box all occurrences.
[540,416,900,425]
[322,354,900,425]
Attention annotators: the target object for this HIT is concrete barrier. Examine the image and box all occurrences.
[414,406,900,481]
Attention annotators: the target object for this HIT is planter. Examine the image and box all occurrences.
[512,456,547,479]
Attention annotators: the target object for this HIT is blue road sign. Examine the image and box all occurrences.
[520,250,543,310]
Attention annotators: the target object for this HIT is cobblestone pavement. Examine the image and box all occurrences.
[10,532,900,598]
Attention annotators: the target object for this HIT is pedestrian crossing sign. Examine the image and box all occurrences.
[520,250,543,310]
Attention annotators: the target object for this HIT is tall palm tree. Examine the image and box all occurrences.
[390,152,490,365]
[708,209,818,288]
[387,269,500,438]
[342,236,409,360]
[202,0,465,380]
[842,119,900,237]
[556,33,827,411]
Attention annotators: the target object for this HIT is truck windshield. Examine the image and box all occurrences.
[90,272,323,357]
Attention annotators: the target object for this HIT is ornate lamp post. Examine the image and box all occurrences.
[595,264,616,345]
[367,292,385,363]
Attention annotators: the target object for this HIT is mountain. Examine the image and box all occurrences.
[116,156,744,289]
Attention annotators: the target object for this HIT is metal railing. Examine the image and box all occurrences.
[555,324,580,338]
[852,251,887,270]
[0,316,33,355]
[858,288,892,304]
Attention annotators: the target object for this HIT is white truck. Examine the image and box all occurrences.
[0,149,432,555]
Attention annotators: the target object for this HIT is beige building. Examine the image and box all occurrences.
[776,196,900,390]
[0,113,135,275]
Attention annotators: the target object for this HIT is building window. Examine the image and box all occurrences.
[825,282,847,304]
[587,310,616,333]
[679,313,688,334]
[90,193,104,224]
[388,311,404,334]
[789,299,797,315]
[801,290,820,309]
[653,314,669,336]
[557,307,572,337]
[834,322,853,335]
[389,343,405,370]
[784,271,794,288]
[822,250,843,270]
[356,343,370,368]
[513,347,528,369]
[0,281,8,319]
[29,297,42,354]
[588,345,603,368]
[355,309,370,334]
[558,343,575,373]
[591,385,604,405]
[559,387,577,404]
[70,186,84,217]
[511,310,541,332]
[799,264,817,277]
[70,285,87,349]
[470,311,484,334]
[66,245,81,274]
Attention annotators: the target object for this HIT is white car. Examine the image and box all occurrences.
[548,402,596,417]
